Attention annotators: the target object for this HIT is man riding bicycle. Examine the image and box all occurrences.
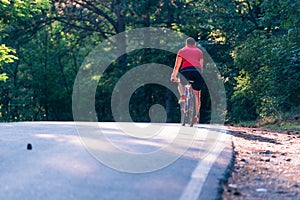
[171,37,203,124]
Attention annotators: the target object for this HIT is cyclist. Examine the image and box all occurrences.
[170,37,203,124]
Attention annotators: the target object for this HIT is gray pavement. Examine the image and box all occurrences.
[0,122,232,200]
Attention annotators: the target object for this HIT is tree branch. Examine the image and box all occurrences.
[73,0,118,31]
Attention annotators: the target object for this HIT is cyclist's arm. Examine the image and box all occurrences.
[171,55,183,79]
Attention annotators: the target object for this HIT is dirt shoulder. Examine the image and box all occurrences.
[221,126,300,200]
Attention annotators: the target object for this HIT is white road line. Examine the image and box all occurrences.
[179,130,228,200]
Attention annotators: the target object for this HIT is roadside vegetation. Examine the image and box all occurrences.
[233,111,300,131]
[1,0,299,123]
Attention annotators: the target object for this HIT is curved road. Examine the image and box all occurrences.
[0,122,232,200]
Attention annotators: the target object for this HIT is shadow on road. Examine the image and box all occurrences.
[227,130,281,145]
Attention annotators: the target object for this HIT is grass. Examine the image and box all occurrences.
[235,121,258,128]
[263,121,300,131]
[232,120,300,131]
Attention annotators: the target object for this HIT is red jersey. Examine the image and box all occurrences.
[178,46,203,71]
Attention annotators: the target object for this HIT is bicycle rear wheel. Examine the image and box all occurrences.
[180,102,186,126]
[187,94,196,127]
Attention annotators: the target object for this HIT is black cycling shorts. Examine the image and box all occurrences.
[179,66,203,91]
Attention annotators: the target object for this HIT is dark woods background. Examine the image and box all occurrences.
[0,0,299,123]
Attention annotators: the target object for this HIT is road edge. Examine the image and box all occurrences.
[198,133,235,200]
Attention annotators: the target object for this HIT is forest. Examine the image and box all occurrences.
[0,0,299,124]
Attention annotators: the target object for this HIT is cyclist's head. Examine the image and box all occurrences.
[186,37,196,46]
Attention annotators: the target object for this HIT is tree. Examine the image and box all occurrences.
[1,0,298,123]
[0,0,52,120]
[0,44,17,81]
[227,0,300,122]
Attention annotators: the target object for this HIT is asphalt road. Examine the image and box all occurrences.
[0,122,232,200]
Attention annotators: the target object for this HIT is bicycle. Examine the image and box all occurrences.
[171,77,197,127]
[180,80,196,127]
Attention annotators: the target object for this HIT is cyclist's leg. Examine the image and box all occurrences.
[178,71,190,102]
[178,83,185,98]
[190,70,203,123]
[193,89,201,122]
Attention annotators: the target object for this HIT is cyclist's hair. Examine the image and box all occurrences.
[186,37,196,46]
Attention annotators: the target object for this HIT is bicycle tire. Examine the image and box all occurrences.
[187,93,196,127]
[180,102,186,126]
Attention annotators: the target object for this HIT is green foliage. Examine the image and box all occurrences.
[0,0,50,83]
[230,27,300,122]
[0,44,17,82]
[0,0,299,124]
[0,44,17,65]
[230,69,257,121]
[0,73,8,82]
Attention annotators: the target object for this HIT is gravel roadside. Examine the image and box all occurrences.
[221,126,300,200]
